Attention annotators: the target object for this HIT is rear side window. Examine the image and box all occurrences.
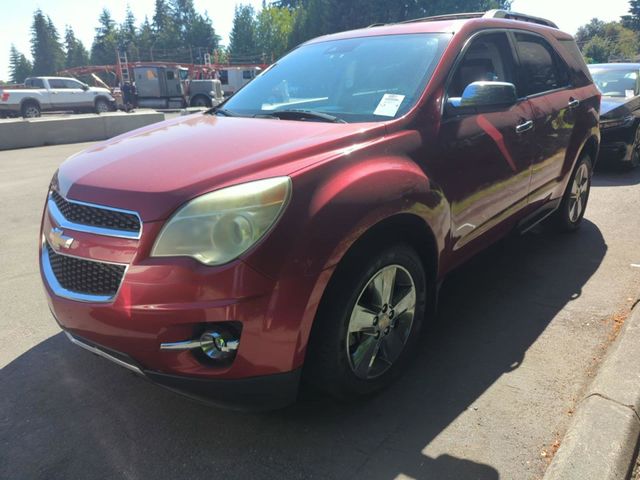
[556,39,593,87]
[515,33,570,96]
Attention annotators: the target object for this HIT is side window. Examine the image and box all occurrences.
[515,33,570,96]
[32,78,45,88]
[219,70,229,85]
[448,32,518,99]
[48,79,67,89]
[63,79,83,89]
[166,71,175,80]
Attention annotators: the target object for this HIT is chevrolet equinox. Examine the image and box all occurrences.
[40,10,601,410]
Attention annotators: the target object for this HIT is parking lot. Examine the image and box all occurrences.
[1,142,639,480]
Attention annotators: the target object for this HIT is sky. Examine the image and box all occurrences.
[0,0,633,81]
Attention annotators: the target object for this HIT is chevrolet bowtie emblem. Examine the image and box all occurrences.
[49,227,74,250]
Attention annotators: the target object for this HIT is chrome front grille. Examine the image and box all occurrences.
[47,191,142,239]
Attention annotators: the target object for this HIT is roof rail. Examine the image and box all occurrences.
[398,9,558,29]
[400,12,484,24]
[484,9,558,29]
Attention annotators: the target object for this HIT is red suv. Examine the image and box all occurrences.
[40,10,600,410]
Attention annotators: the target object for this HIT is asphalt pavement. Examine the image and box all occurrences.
[1,142,639,480]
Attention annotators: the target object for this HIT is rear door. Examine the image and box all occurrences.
[512,32,576,205]
[434,31,535,252]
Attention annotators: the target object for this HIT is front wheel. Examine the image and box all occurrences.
[305,243,427,399]
[95,98,110,114]
[553,155,592,232]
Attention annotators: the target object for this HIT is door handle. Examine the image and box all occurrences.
[516,120,534,134]
[568,98,580,109]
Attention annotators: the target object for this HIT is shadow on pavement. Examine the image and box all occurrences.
[593,162,640,187]
[0,221,606,480]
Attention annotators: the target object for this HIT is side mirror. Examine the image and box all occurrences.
[459,81,517,108]
[81,84,89,91]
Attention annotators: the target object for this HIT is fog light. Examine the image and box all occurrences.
[160,329,240,361]
[199,331,239,360]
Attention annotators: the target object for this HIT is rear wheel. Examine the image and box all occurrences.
[305,243,427,399]
[21,102,41,118]
[95,98,110,114]
[553,155,592,232]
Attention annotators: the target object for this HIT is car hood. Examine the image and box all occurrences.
[600,95,637,118]
[56,113,385,221]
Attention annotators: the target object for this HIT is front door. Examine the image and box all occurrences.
[431,31,535,253]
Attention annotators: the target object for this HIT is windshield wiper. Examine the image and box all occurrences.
[257,109,346,123]
[206,105,237,117]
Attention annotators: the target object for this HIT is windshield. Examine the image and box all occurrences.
[589,68,638,97]
[223,33,451,123]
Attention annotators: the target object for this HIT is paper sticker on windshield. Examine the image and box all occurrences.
[626,90,635,98]
[374,94,405,117]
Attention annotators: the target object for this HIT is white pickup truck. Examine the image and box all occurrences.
[0,77,115,118]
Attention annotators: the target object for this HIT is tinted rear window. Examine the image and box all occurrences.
[556,39,593,87]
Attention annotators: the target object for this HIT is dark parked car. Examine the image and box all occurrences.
[40,10,600,410]
[589,63,640,169]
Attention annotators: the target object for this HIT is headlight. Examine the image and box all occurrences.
[151,177,291,265]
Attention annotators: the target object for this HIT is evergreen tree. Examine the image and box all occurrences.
[9,45,33,83]
[622,0,640,31]
[91,8,119,65]
[120,5,139,61]
[137,16,156,61]
[64,27,89,69]
[229,5,258,62]
[31,10,65,75]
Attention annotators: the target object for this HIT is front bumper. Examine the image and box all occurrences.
[64,330,300,410]
[599,125,636,163]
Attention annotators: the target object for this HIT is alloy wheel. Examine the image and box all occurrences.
[24,106,39,118]
[96,101,109,113]
[346,264,416,380]
[568,163,590,223]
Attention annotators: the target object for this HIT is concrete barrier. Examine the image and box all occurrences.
[0,110,165,150]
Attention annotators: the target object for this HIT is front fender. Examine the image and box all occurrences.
[242,143,450,370]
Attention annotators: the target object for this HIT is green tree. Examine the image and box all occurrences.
[256,5,295,60]
[283,0,511,48]
[91,8,119,65]
[577,20,639,63]
[229,5,259,62]
[137,16,155,61]
[119,5,139,61]
[622,0,640,31]
[64,26,89,68]
[9,45,33,83]
[31,10,65,75]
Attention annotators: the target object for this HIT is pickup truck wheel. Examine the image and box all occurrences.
[305,243,427,399]
[21,102,41,118]
[95,98,110,114]
[553,155,592,232]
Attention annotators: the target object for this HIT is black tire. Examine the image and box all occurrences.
[304,243,428,400]
[95,98,110,114]
[21,101,41,118]
[190,95,212,107]
[553,154,593,232]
